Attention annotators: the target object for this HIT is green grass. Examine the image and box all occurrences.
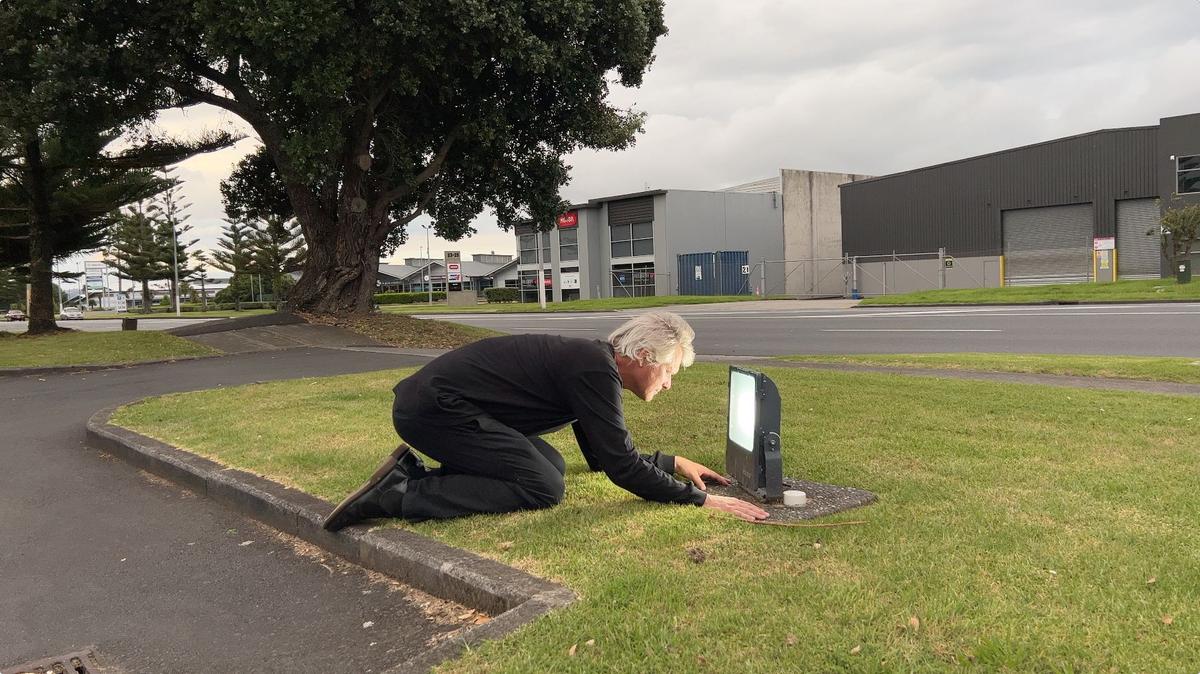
[111,363,1200,672]
[84,308,276,319]
[860,278,1200,306]
[380,295,771,314]
[0,330,218,367]
[781,353,1200,384]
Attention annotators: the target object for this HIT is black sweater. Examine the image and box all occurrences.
[392,334,707,506]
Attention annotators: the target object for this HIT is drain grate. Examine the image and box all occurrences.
[3,648,118,674]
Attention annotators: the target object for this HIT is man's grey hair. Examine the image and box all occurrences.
[607,311,696,368]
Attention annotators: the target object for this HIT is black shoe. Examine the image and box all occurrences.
[323,445,412,531]
[395,445,430,479]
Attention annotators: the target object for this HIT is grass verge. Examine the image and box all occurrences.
[780,353,1200,385]
[300,312,504,349]
[0,330,218,367]
[859,278,1200,306]
[380,295,771,314]
[111,363,1200,672]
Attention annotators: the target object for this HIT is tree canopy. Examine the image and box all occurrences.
[151,0,668,312]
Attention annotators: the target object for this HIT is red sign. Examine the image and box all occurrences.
[557,211,578,228]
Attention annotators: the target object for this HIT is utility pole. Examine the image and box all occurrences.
[170,223,181,316]
[535,231,547,309]
[425,226,433,305]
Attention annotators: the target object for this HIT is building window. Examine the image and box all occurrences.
[610,221,653,258]
[611,262,655,297]
[1178,154,1200,195]
[560,228,578,262]
[519,269,552,303]
[519,232,552,265]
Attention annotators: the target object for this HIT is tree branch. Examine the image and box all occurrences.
[374,131,457,209]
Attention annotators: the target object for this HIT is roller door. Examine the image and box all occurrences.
[1003,204,1093,285]
[1116,199,1162,279]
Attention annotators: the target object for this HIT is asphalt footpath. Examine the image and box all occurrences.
[0,347,461,673]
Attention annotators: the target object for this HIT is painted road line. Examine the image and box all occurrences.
[820,329,1003,332]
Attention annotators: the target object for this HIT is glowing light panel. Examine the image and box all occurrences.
[728,369,757,451]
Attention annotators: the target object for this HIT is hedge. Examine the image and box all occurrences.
[484,287,519,303]
[374,291,446,304]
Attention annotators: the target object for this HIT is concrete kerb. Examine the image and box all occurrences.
[85,406,577,667]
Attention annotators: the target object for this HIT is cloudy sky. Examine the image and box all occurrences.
[95,0,1200,271]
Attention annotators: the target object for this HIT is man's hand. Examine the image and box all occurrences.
[674,456,731,491]
[702,494,769,522]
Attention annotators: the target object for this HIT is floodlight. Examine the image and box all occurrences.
[725,366,783,502]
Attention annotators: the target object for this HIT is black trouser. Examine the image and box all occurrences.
[391,412,567,521]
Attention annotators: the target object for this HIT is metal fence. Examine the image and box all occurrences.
[750,248,1004,298]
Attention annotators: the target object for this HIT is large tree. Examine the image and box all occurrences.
[0,132,173,290]
[0,0,237,333]
[155,1,667,313]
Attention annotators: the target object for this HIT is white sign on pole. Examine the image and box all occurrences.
[447,262,462,283]
[1093,237,1115,251]
[84,261,107,290]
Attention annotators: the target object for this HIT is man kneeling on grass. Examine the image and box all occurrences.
[323,311,768,529]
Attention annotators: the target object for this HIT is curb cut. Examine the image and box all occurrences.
[85,406,577,672]
[0,355,218,378]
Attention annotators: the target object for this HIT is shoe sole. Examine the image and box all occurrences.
[322,444,413,531]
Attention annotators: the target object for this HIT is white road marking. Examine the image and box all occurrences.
[821,329,1003,332]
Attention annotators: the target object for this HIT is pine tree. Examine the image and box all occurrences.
[246,216,306,305]
[209,220,256,311]
[147,176,198,311]
[105,204,165,312]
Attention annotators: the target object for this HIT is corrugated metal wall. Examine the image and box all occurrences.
[841,126,1159,257]
[677,251,751,295]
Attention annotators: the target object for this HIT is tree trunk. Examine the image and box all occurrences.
[287,208,385,314]
[140,279,151,313]
[24,136,58,335]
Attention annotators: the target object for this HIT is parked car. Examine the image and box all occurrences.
[59,306,84,320]
[5,308,26,321]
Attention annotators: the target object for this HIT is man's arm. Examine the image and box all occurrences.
[568,369,706,506]
[573,421,675,474]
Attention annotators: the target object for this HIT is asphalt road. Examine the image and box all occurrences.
[1,317,221,333]
[0,348,455,673]
[417,302,1200,357]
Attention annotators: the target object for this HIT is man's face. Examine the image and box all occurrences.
[633,349,682,402]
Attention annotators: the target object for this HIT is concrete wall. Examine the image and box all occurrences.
[781,169,872,296]
[852,255,1003,296]
[662,190,783,294]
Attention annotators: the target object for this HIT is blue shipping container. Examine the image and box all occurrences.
[677,251,751,295]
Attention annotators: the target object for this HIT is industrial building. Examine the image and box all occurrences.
[510,171,872,302]
[840,113,1200,292]
[512,189,783,302]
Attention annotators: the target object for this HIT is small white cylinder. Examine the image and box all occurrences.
[783,490,807,507]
